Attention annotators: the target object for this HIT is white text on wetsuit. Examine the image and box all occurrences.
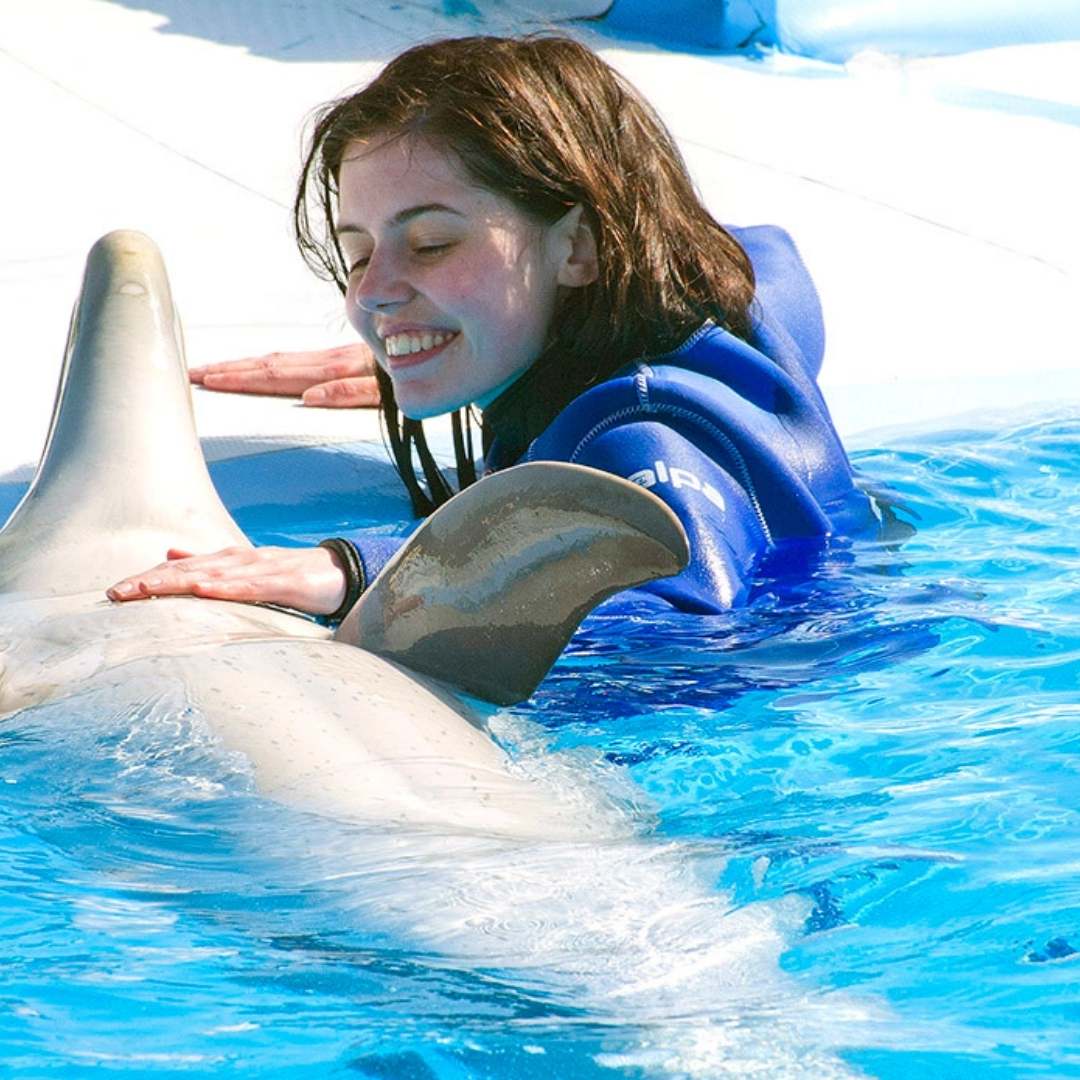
[626,460,726,511]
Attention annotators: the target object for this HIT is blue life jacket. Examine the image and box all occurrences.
[344,226,878,614]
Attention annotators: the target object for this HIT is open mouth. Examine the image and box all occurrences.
[382,330,459,369]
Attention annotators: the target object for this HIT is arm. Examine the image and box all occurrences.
[729,224,825,381]
[572,422,770,614]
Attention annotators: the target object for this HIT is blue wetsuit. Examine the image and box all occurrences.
[343,225,878,614]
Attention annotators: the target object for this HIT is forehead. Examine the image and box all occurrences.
[337,136,488,229]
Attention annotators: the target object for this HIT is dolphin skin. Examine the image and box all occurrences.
[0,231,688,837]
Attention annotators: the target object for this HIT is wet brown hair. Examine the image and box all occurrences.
[294,34,755,515]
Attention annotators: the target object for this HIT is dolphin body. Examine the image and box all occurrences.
[0,230,688,838]
[0,233,885,1075]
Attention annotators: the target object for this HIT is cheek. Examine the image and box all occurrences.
[430,262,486,315]
[443,256,547,348]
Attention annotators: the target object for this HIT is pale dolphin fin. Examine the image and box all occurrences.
[0,231,249,596]
[335,462,690,705]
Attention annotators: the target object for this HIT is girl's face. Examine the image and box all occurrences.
[337,136,579,419]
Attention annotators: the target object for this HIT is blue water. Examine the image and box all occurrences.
[1,410,1077,1077]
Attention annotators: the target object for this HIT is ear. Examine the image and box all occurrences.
[552,205,598,289]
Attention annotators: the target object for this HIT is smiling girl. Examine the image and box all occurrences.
[108,34,879,619]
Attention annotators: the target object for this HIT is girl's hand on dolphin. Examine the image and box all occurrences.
[105,546,349,615]
[189,344,380,408]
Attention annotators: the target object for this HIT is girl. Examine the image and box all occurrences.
[108,34,878,619]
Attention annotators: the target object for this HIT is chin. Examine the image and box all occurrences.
[395,390,468,421]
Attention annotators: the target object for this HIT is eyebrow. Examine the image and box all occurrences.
[335,203,465,236]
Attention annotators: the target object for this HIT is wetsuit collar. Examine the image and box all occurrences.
[481,357,572,471]
[480,324,713,470]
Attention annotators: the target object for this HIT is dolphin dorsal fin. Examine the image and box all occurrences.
[335,462,689,705]
[0,231,248,596]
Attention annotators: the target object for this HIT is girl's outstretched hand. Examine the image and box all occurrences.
[189,344,380,408]
[106,546,348,616]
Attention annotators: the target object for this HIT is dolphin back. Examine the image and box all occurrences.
[0,231,249,597]
[337,462,690,705]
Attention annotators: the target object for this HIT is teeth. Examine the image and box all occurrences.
[384,331,453,357]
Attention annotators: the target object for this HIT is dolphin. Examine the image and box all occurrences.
[0,230,689,838]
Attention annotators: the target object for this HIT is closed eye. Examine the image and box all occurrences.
[347,244,450,274]
[414,242,454,258]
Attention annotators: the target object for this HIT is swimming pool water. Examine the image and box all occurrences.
[0,408,1077,1077]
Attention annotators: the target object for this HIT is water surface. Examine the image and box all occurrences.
[1,409,1077,1077]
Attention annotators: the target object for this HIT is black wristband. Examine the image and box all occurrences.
[318,538,366,623]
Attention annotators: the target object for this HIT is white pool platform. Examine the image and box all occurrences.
[2,0,1077,481]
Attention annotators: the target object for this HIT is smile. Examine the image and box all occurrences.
[383,330,459,367]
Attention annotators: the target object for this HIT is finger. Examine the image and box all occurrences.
[197,361,373,397]
[191,353,315,395]
[190,345,375,384]
[302,377,382,409]
[119,567,257,600]
[190,353,322,378]
[107,547,261,599]
[198,368,320,396]
[107,568,197,601]
[157,545,252,568]
[106,579,149,601]
[200,354,373,380]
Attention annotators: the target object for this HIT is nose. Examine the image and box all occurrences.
[350,246,413,313]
